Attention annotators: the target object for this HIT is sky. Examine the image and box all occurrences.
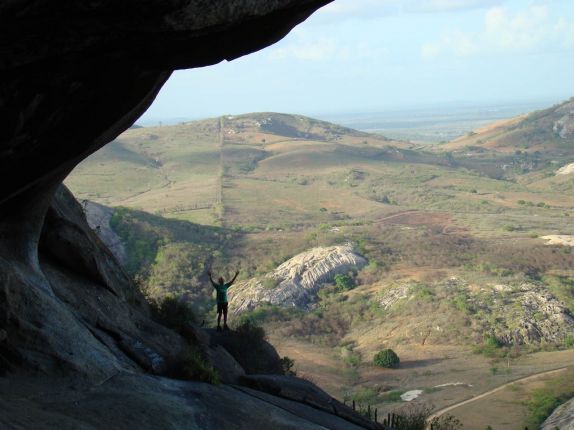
[140,0,574,122]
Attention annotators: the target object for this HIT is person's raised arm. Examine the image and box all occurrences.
[208,269,217,288]
[227,270,240,288]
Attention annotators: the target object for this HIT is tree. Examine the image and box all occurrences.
[334,273,355,292]
[373,349,400,368]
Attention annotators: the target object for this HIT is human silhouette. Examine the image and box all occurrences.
[208,268,239,331]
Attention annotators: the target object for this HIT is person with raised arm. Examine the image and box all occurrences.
[208,268,239,331]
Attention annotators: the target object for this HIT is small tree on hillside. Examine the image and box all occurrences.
[334,273,355,292]
[373,349,400,369]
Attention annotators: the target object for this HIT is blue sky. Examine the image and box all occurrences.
[141,0,574,122]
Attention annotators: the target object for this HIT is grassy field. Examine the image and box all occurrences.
[66,107,574,428]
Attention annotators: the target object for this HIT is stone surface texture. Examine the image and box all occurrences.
[542,397,574,430]
[230,244,368,313]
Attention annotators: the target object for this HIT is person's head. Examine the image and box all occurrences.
[218,277,224,284]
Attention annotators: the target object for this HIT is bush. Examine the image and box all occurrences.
[392,403,433,430]
[219,320,283,374]
[334,273,355,292]
[174,344,220,385]
[527,392,561,427]
[279,356,296,376]
[428,414,463,430]
[373,349,400,368]
[151,296,196,334]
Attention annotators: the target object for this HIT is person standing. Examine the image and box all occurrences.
[208,268,239,331]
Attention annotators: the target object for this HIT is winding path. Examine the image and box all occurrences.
[427,366,571,424]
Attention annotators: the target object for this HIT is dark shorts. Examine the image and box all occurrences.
[217,302,228,313]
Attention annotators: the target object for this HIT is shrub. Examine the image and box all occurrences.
[279,356,296,376]
[527,392,561,427]
[151,296,196,334]
[428,414,463,430]
[223,320,284,374]
[373,349,400,368]
[334,273,355,292]
[392,403,433,430]
[174,344,220,385]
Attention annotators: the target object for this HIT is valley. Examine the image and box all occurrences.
[66,100,574,428]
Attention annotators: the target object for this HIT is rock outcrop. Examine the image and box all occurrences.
[377,279,574,346]
[553,100,574,139]
[1,184,383,429]
[82,200,127,265]
[542,397,574,430]
[230,244,367,313]
[0,372,377,430]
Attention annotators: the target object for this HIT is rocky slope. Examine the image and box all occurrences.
[230,244,367,314]
[441,97,574,155]
[1,185,382,430]
[83,200,127,264]
[542,397,574,430]
[376,278,574,345]
[553,99,574,139]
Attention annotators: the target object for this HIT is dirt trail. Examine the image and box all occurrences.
[427,366,571,425]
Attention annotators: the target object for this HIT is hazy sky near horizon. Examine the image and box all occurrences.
[141,0,574,122]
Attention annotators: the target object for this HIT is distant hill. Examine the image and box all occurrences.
[441,98,574,156]
[65,112,425,225]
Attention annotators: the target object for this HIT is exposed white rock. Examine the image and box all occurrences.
[229,244,367,314]
[553,113,574,139]
[488,283,574,345]
[379,285,411,310]
[82,200,127,264]
[434,382,472,388]
[541,235,574,247]
[400,390,423,401]
[542,397,574,430]
[556,163,574,175]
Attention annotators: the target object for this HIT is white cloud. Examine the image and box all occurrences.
[269,37,338,61]
[410,0,504,13]
[268,31,381,62]
[316,0,504,21]
[421,4,574,59]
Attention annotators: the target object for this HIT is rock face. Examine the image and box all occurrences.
[542,397,574,430]
[377,279,574,346]
[496,283,574,345]
[556,163,574,175]
[82,201,127,265]
[230,244,367,314]
[0,373,379,430]
[553,100,574,139]
[1,184,381,429]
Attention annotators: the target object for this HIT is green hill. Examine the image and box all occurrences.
[442,98,574,156]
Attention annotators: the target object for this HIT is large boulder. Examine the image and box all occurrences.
[230,244,367,313]
[0,373,376,430]
[542,397,574,430]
